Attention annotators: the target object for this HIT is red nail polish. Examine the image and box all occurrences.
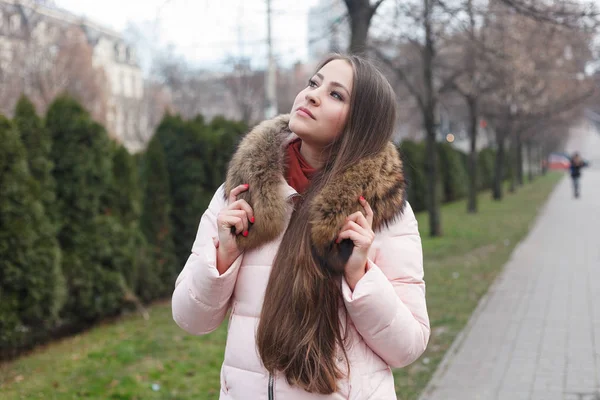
[244,183,249,187]
[243,231,249,237]
[250,216,255,223]
[359,196,365,202]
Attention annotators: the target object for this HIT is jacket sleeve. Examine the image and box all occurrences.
[341,202,430,368]
[172,185,244,335]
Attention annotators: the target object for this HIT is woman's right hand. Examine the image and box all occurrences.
[214,184,254,274]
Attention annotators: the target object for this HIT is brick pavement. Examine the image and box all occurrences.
[419,120,600,400]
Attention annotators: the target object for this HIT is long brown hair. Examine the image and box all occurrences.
[256,54,398,394]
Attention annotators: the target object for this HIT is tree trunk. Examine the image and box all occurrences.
[466,97,478,213]
[527,141,534,182]
[539,146,546,175]
[535,144,541,176]
[349,12,370,54]
[465,0,478,214]
[344,0,379,55]
[516,132,524,186]
[423,0,441,237]
[541,144,548,175]
[508,137,516,193]
[493,128,506,200]
[424,111,440,237]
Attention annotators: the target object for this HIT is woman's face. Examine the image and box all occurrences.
[288,59,354,148]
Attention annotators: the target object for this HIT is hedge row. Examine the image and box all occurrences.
[0,96,247,358]
[399,140,496,212]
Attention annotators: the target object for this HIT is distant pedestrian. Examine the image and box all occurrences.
[569,152,588,198]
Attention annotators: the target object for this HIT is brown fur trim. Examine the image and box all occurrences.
[224,115,294,251]
[310,142,406,271]
[225,115,406,262]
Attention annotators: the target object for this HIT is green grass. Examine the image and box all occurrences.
[0,173,563,400]
[0,302,228,400]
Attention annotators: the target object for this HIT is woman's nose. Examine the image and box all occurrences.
[305,91,320,106]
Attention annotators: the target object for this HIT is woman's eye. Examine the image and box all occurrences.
[331,91,343,101]
[308,79,317,87]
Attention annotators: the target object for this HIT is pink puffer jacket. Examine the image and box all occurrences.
[172,116,430,399]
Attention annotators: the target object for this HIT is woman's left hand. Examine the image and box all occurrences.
[336,196,375,290]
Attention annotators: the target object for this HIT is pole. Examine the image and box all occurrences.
[265,0,277,118]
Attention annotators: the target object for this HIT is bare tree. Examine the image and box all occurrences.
[0,46,23,116]
[123,80,172,152]
[153,49,241,121]
[478,3,596,199]
[36,27,109,123]
[373,0,462,237]
[438,0,504,213]
[343,0,387,54]
[223,57,265,125]
[364,0,597,232]
[1,12,108,122]
[498,0,600,29]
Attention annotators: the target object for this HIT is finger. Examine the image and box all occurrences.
[224,210,249,233]
[220,215,245,235]
[359,196,374,227]
[336,229,370,246]
[339,220,371,239]
[228,184,250,205]
[229,200,255,224]
[346,211,370,231]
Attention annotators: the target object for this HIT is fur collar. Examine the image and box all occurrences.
[225,115,406,270]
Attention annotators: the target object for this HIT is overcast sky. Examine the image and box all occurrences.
[55,0,321,71]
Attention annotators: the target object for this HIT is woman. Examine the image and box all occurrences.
[172,54,430,399]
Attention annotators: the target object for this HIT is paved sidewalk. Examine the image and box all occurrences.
[420,120,600,400]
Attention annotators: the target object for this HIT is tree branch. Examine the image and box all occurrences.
[498,0,600,29]
[373,48,426,111]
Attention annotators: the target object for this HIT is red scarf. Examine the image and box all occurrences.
[285,139,316,195]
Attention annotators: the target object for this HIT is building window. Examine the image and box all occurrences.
[0,41,10,60]
[131,74,137,98]
[35,21,47,39]
[118,44,126,62]
[10,14,21,33]
[120,71,125,95]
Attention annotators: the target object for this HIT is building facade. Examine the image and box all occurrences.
[0,0,146,151]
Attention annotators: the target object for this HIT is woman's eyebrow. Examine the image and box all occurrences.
[315,72,350,95]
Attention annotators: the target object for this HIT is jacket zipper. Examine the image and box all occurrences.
[268,373,274,400]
